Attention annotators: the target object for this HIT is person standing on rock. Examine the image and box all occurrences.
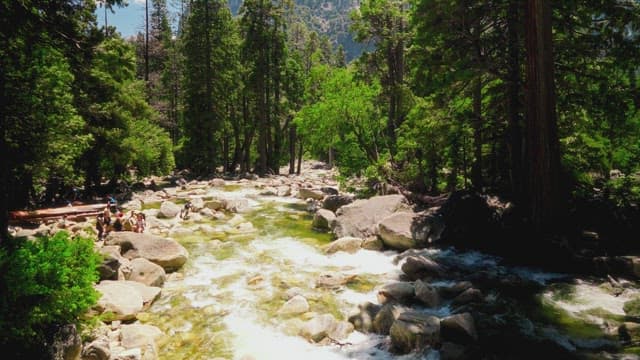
[107,194,117,213]
[180,201,192,220]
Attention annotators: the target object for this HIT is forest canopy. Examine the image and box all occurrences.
[1,0,640,241]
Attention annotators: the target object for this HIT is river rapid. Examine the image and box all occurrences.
[135,178,640,360]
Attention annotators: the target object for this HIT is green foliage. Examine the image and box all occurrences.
[181,0,239,174]
[85,36,175,181]
[0,232,100,353]
[295,66,385,176]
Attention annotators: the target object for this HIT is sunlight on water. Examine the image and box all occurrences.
[148,184,410,360]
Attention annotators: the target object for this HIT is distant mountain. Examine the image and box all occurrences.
[228,0,369,62]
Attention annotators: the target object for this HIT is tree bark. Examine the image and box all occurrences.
[289,125,296,174]
[507,0,524,201]
[145,0,149,85]
[471,76,483,190]
[0,106,8,244]
[524,0,565,231]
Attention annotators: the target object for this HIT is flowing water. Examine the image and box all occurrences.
[137,183,640,360]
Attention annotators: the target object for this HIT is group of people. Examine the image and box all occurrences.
[95,195,146,240]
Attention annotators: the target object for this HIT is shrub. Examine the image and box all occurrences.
[0,232,100,356]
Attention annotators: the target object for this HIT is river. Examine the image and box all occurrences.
[137,181,640,360]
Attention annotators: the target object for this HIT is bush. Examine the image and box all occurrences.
[0,232,100,356]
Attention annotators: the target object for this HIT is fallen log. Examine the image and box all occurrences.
[10,203,106,222]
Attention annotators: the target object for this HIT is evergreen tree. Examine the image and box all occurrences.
[181,0,238,175]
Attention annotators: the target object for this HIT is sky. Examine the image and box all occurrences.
[95,0,181,39]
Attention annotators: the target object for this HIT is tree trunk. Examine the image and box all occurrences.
[0,113,8,244]
[524,0,565,231]
[145,0,149,85]
[296,140,303,175]
[507,0,524,201]
[471,76,483,190]
[289,125,296,174]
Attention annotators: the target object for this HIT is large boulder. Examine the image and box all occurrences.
[415,280,440,308]
[325,237,364,254]
[322,195,355,212]
[81,338,110,360]
[401,256,444,280]
[377,281,415,305]
[378,212,419,250]
[94,281,161,321]
[189,197,205,211]
[120,323,163,360]
[126,258,166,287]
[373,304,406,335]
[300,314,354,342]
[98,245,125,281]
[440,313,477,344]
[390,311,440,354]
[333,195,408,239]
[105,232,188,272]
[298,188,325,201]
[312,209,336,231]
[158,201,181,219]
[49,324,81,360]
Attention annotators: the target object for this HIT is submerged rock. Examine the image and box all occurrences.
[278,295,310,315]
[315,272,357,289]
[300,314,354,342]
[324,237,363,254]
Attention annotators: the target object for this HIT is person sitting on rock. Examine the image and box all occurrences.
[113,212,124,232]
[180,201,192,220]
[96,213,105,240]
[123,211,136,232]
[103,206,111,227]
[136,212,146,233]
